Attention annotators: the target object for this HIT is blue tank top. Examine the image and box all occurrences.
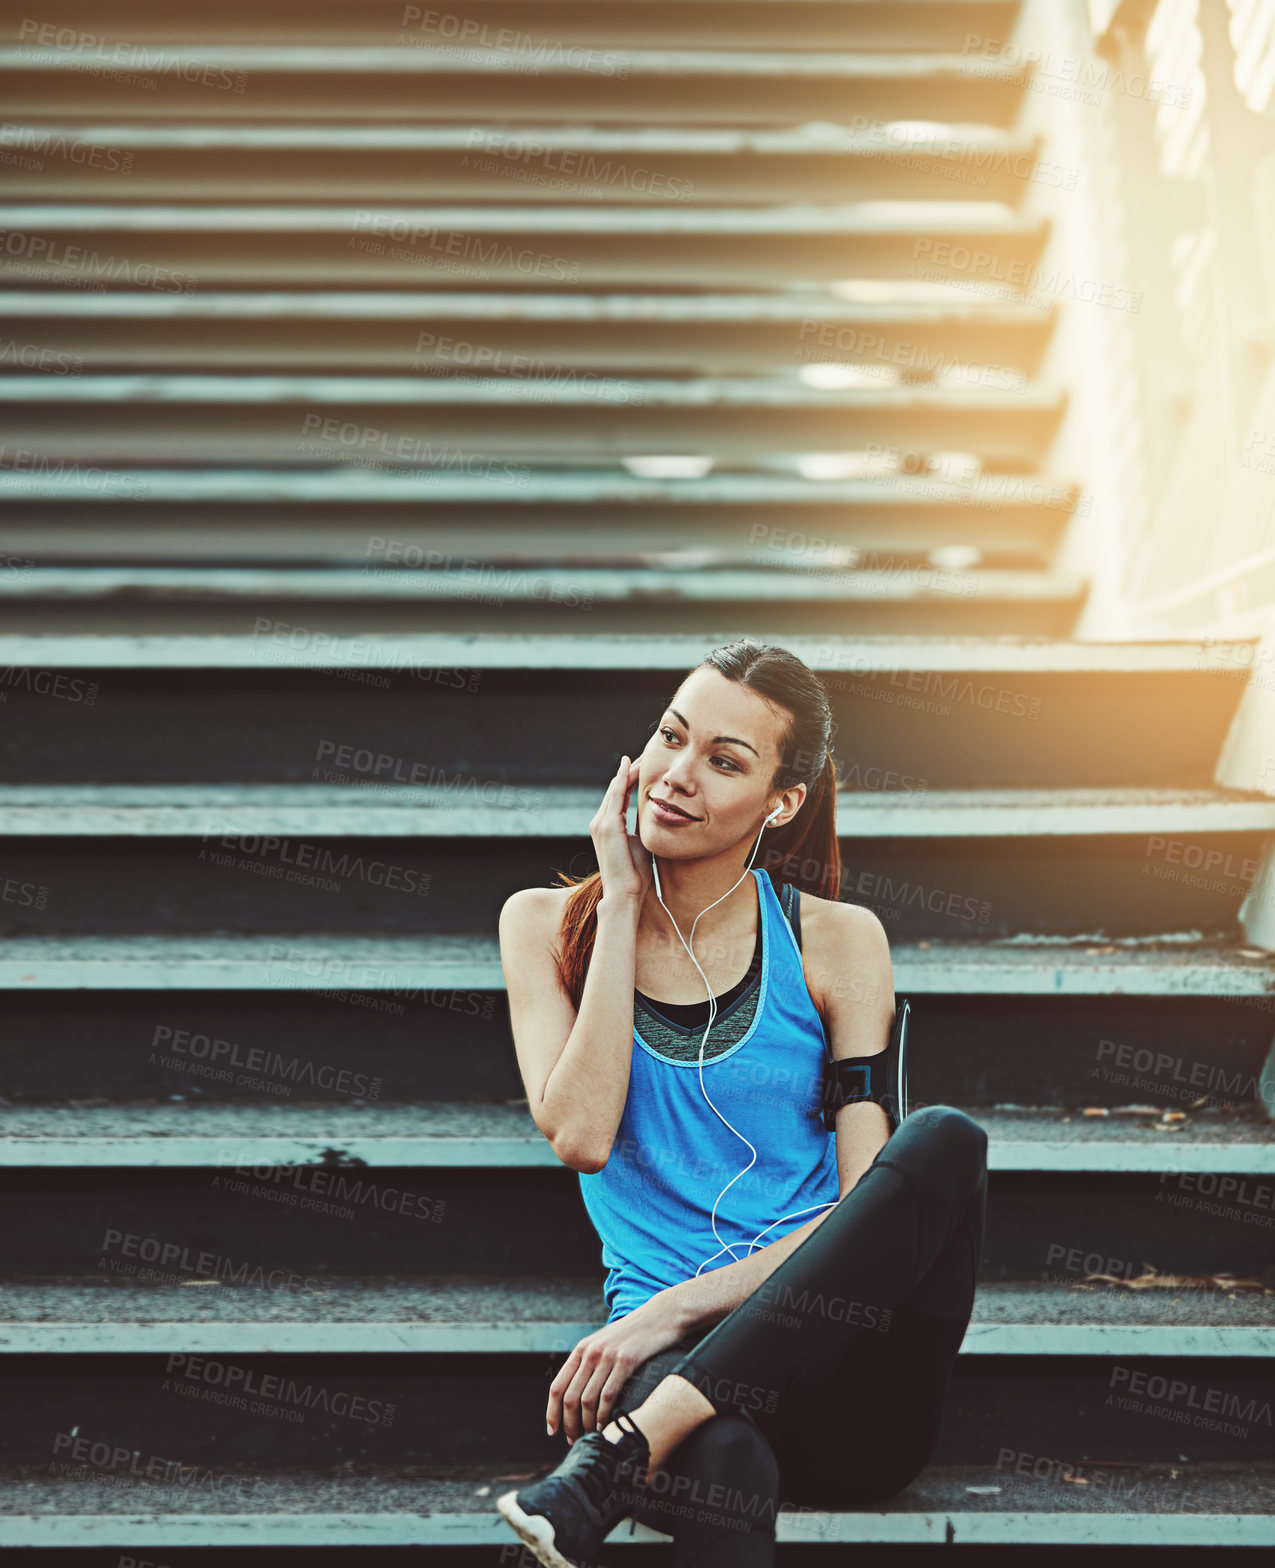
[578,869,841,1323]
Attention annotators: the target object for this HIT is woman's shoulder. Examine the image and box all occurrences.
[498,883,574,942]
[783,885,889,946]
[781,889,892,1021]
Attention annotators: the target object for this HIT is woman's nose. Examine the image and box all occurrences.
[661,756,698,792]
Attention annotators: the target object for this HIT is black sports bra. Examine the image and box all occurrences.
[635,880,802,1027]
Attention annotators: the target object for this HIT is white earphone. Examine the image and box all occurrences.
[648,799,839,1274]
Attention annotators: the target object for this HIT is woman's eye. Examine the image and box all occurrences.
[658,727,739,771]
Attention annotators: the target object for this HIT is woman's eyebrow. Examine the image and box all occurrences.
[667,707,760,758]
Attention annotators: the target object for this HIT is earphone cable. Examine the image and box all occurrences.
[648,803,839,1274]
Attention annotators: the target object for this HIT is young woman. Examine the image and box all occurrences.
[495,638,988,1568]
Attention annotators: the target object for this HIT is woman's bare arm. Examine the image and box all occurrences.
[499,886,643,1173]
[500,754,653,1171]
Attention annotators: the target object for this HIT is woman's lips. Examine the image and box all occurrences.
[650,796,699,825]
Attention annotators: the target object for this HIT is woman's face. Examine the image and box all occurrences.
[635,666,796,857]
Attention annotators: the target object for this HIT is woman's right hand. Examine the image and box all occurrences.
[590,754,653,905]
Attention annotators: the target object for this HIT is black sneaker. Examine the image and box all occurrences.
[496,1411,650,1568]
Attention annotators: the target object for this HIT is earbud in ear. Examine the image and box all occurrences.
[765,807,782,824]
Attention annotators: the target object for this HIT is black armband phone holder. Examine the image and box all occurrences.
[819,998,910,1134]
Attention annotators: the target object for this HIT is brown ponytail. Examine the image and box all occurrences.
[548,638,841,1011]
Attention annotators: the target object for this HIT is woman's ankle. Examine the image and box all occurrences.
[610,1375,716,1473]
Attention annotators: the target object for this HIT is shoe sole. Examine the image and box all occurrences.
[496,1490,582,1568]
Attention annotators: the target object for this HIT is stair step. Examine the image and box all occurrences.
[3,932,1272,996]
[0,202,1051,288]
[0,1103,1269,1171]
[0,594,1089,640]
[0,574,1085,637]
[0,45,1031,124]
[0,566,1084,608]
[0,598,1087,640]
[0,783,1270,837]
[0,290,1057,377]
[0,633,1255,788]
[0,1466,1271,1547]
[4,793,1268,934]
[0,630,1246,672]
[0,1276,1270,1355]
[0,373,1067,470]
[0,1,1031,52]
[0,124,1049,206]
[6,1158,1267,1285]
[0,475,1072,572]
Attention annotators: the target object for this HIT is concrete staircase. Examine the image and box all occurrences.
[1,0,1273,1556]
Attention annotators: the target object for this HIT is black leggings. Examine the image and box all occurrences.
[609,1104,989,1566]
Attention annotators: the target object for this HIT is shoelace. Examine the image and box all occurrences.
[565,1413,646,1513]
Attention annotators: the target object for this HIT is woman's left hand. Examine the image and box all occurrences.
[547,1292,688,1443]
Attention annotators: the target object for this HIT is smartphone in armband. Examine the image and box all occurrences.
[819,997,910,1134]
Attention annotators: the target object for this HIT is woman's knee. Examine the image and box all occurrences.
[636,1414,780,1537]
[692,1412,780,1482]
[794,1428,934,1509]
[903,1104,987,1181]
